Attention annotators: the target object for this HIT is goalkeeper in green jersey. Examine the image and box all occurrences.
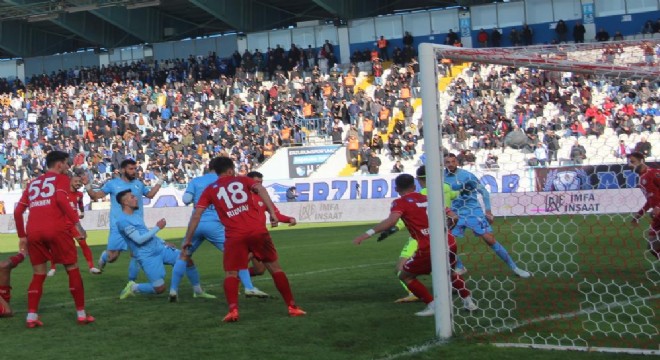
[377,165,460,303]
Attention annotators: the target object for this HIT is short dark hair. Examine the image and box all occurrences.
[116,189,132,204]
[416,165,426,178]
[72,167,86,177]
[211,156,235,175]
[395,174,415,191]
[627,152,645,162]
[246,171,263,179]
[120,159,137,169]
[45,151,69,169]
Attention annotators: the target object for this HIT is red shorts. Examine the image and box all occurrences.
[223,231,278,272]
[403,248,431,275]
[27,231,78,266]
[403,234,458,275]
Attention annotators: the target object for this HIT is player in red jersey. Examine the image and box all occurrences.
[246,171,297,276]
[48,171,101,276]
[13,151,94,327]
[353,173,477,316]
[0,252,26,317]
[629,152,660,260]
[182,157,305,322]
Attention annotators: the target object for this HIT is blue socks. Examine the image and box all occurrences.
[491,242,517,270]
[170,259,187,294]
[238,269,255,290]
[128,257,140,281]
[100,251,108,264]
[185,264,200,287]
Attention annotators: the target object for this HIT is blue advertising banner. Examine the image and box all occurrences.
[288,145,340,178]
[534,162,659,191]
[582,3,594,24]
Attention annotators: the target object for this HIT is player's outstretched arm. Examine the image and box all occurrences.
[82,175,107,201]
[121,219,164,245]
[354,212,401,245]
[145,173,165,199]
[377,219,405,242]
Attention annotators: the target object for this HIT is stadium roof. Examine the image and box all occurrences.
[0,0,502,58]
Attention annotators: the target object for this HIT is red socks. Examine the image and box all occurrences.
[77,240,95,269]
[224,276,240,311]
[8,253,25,268]
[451,274,471,299]
[404,279,434,304]
[66,268,86,311]
[272,271,295,307]
[27,274,47,313]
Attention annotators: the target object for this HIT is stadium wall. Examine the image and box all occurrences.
[0,188,646,233]
[0,163,653,215]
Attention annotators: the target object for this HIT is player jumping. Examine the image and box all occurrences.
[444,153,531,278]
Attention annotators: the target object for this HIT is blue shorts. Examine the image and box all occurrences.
[107,228,128,251]
[183,222,225,254]
[451,215,493,238]
[138,247,180,287]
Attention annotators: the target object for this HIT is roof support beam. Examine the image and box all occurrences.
[90,6,163,43]
[189,0,293,32]
[54,12,140,49]
[311,0,385,20]
[0,19,77,57]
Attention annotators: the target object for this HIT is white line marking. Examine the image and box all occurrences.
[373,293,660,360]
[492,343,660,356]
[484,293,660,334]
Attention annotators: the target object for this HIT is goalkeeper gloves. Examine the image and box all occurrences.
[377,226,399,242]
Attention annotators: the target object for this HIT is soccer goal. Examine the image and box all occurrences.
[419,40,659,355]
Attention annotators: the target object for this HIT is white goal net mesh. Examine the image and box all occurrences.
[423,40,659,352]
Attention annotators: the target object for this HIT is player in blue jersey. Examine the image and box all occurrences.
[444,153,531,278]
[115,190,212,302]
[82,159,162,281]
[182,160,269,298]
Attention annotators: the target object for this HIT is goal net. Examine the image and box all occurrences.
[419,40,659,354]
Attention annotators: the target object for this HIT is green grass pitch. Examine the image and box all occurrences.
[0,217,657,360]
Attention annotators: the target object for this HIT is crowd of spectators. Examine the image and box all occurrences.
[440,44,659,169]
[472,18,660,48]
[0,35,427,189]
[1,30,659,192]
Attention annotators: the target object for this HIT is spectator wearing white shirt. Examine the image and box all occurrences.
[533,142,548,167]
[614,139,633,159]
